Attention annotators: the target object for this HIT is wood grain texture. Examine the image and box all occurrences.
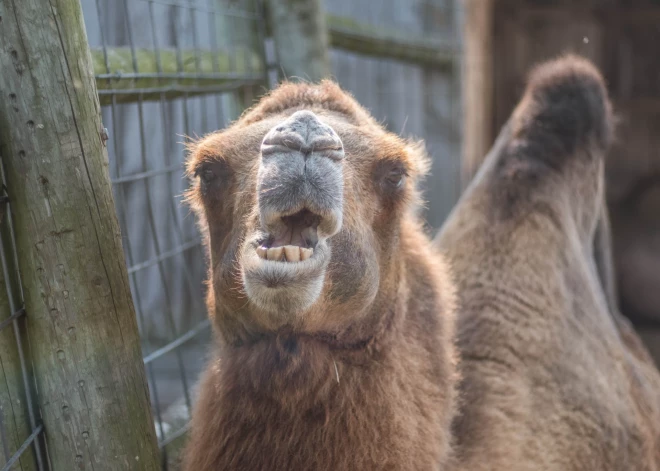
[0,0,160,469]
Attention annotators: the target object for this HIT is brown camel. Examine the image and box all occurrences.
[182,81,457,470]
[183,55,660,470]
[436,55,660,470]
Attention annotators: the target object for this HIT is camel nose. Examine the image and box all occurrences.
[261,110,344,161]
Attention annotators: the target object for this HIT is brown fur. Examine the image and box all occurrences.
[436,55,660,470]
[183,81,457,470]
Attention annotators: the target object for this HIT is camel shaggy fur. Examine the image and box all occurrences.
[183,81,456,470]
[437,55,660,470]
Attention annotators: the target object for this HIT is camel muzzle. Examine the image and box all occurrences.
[256,110,344,245]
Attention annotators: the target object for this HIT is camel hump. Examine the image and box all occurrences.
[512,54,614,162]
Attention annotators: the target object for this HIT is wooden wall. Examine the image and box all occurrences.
[466,0,660,362]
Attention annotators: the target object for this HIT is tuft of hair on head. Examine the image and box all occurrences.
[238,80,378,128]
[511,54,614,162]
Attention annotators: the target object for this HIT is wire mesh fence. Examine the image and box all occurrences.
[81,0,270,466]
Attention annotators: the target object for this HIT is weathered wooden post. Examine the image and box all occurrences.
[462,0,494,187]
[0,0,160,469]
[267,0,331,82]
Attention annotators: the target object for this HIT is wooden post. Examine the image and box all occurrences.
[267,0,331,82]
[0,0,160,469]
[462,0,494,187]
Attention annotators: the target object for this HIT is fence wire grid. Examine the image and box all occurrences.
[82,0,270,466]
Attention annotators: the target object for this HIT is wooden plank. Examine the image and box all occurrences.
[327,14,455,70]
[461,0,494,186]
[0,0,161,469]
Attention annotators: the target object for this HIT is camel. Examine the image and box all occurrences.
[436,55,660,470]
[182,81,457,470]
[182,55,660,470]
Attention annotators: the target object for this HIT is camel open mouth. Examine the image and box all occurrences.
[242,207,332,313]
[255,209,321,263]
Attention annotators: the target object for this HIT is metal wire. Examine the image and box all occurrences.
[0,163,46,471]
[0,425,44,471]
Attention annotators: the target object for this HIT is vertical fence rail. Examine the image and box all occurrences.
[0,0,161,469]
[268,0,331,81]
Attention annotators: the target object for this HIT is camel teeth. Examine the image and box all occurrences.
[267,246,283,261]
[283,245,300,262]
[300,247,313,261]
[260,245,313,262]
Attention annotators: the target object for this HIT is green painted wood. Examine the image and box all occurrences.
[0,0,160,469]
[92,46,265,104]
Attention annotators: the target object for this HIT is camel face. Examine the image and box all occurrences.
[187,82,425,338]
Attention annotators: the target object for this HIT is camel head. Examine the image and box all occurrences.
[187,81,429,344]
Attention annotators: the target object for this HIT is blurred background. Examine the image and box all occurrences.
[77,0,660,466]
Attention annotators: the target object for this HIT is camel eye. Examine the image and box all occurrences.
[386,169,406,188]
[195,160,233,197]
[194,163,216,183]
[374,159,408,204]
[199,168,215,184]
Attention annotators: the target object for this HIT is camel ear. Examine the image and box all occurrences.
[404,139,431,182]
